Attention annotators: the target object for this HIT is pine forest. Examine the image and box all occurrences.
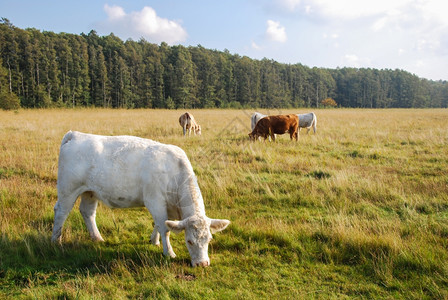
[1,18,447,110]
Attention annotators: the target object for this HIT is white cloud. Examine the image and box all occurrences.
[101,4,187,44]
[304,5,312,14]
[266,20,287,43]
[302,0,410,19]
[417,0,448,27]
[323,33,339,39]
[343,54,371,68]
[277,0,301,11]
[343,54,360,67]
[371,17,387,32]
[275,0,448,79]
[104,4,125,20]
[251,41,261,50]
[284,0,448,33]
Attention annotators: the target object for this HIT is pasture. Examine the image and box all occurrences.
[0,108,447,299]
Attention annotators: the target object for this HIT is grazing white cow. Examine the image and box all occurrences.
[251,112,267,131]
[297,112,317,134]
[251,112,275,141]
[51,131,230,267]
[179,112,201,136]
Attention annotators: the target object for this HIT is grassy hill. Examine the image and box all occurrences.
[0,108,447,298]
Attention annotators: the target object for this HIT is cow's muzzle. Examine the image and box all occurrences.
[192,260,210,267]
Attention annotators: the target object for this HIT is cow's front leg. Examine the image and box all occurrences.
[159,226,176,258]
[145,200,176,258]
[150,226,160,246]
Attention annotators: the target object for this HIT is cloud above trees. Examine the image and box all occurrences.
[100,4,187,44]
[265,20,287,43]
[267,0,448,80]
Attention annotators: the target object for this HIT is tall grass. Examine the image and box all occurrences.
[1,108,447,299]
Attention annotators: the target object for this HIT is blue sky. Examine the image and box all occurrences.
[1,0,448,80]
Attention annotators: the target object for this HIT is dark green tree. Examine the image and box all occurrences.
[0,57,20,109]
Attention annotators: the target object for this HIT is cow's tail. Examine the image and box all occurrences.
[185,112,191,120]
[311,113,317,134]
[61,130,74,147]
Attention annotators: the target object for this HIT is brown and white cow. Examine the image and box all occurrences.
[179,112,201,136]
[248,114,299,141]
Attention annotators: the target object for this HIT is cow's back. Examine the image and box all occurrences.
[57,131,187,208]
[254,117,271,134]
[297,113,315,127]
[251,112,266,131]
[269,114,298,134]
[179,112,196,129]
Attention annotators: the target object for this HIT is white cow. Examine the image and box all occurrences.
[51,131,230,267]
[250,112,272,141]
[179,112,201,136]
[251,112,267,131]
[297,112,317,134]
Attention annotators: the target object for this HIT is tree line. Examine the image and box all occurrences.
[1,18,447,110]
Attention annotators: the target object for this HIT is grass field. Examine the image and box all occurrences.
[0,108,447,299]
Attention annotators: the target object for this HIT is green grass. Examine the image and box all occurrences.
[0,108,448,299]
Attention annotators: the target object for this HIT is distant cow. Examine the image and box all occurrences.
[249,114,299,141]
[297,112,317,134]
[179,112,201,136]
[251,112,267,131]
[51,131,230,267]
[251,112,275,141]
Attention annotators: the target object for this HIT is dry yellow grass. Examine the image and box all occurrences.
[1,108,448,299]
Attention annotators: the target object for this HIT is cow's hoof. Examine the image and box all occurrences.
[92,236,104,242]
[51,237,62,243]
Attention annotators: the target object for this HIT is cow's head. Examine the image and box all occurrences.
[248,132,259,141]
[195,125,202,135]
[166,215,230,267]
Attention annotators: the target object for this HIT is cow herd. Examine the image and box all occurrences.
[51,110,317,267]
[179,111,317,140]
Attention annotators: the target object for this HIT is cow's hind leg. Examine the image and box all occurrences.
[289,127,298,141]
[51,191,79,242]
[270,129,276,142]
[79,192,104,242]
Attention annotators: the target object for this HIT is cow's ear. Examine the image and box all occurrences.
[165,220,186,233]
[210,219,230,234]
